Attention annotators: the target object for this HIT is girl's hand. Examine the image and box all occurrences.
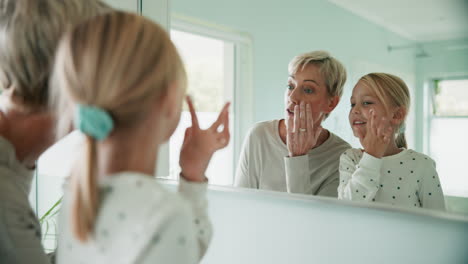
[358,109,393,158]
[286,102,322,157]
[179,97,230,182]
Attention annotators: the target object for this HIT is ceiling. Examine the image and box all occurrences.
[328,0,468,42]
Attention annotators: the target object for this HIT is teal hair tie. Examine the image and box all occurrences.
[74,104,114,140]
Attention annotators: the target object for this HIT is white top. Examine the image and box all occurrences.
[57,173,212,264]
[0,136,51,264]
[235,120,351,197]
[338,148,446,210]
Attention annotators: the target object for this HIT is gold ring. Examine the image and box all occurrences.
[299,128,307,132]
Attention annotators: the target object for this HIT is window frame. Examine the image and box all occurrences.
[424,76,468,197]
[155,14,253,185]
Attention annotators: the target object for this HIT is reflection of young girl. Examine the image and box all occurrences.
[53,12,230,263]
[338,73,445,210]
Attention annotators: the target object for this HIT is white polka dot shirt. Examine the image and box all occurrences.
[57,173,211,264]
[338,148,446,211]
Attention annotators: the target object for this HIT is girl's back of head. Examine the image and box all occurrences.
[50,11,186,241]
[52,11,186,135]
[358,73,410,148]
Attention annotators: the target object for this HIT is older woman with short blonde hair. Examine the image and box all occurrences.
[235,50,350,196]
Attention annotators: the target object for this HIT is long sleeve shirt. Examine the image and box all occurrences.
[57,173,212,264]
[235,120,350,197]
[0,136,51,264]
[338,148,446,211]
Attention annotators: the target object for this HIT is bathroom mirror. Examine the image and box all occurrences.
[33,0,468,222]
[156,0,468,215]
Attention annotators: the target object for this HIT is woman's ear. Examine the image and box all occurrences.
[391,107,407,125]
[325,95,340,113]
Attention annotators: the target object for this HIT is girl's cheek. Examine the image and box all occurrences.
[362,109,370,119]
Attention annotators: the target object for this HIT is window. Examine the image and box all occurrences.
[431,79,468,116]
[427,79,468,197]
[167,29,234,185]
[161,17,252,186]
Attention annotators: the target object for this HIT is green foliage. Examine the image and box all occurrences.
[39,197,62,253]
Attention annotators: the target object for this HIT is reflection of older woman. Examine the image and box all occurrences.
[235,51,350,197]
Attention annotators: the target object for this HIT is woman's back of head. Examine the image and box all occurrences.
[0,0,110,108]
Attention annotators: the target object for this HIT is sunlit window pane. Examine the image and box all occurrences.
[430,119,468,197]
[171,30,225,112]
[433,79,468,116]
[169,30,234,186]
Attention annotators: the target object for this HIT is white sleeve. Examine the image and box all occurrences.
[284,155,309,194]
[234,129,259,188]
[177,177,212,259]
[338,151,383,201]
[418,160,446,211]
[284,155,339,197]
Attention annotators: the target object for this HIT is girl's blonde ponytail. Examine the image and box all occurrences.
[71,136,98,241]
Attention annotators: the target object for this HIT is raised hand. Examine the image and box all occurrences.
[179,96,230,182]
[358,109,393,158]
[286,102,323,157]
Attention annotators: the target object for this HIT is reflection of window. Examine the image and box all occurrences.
[168,29,235,186]
[165,18,253,186]
[427,79,468,197]
[431,79,468,116]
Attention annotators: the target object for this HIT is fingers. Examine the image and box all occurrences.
[186,96,200,129]
[293,104,299,133]
[209,102,231,149]
[377,117,384,137]
[219,106,230,146]
[286,114,294,151]
[377,117,394,140]
[372,110,379,136]
[368,110,395,147]
[306,103,314,134]
[210,102,231,131]
[368,109,377,136]
[383,126,393,143]
[182,127,192,148]
[300,102,306,132]
[286,110,294,134]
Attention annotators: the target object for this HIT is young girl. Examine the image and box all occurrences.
[51,12,230,263]
[338,73,445,211]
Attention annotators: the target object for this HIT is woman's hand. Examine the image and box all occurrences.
[358,109,393,158]
[286,102,322,157]
[179,97,230,182]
